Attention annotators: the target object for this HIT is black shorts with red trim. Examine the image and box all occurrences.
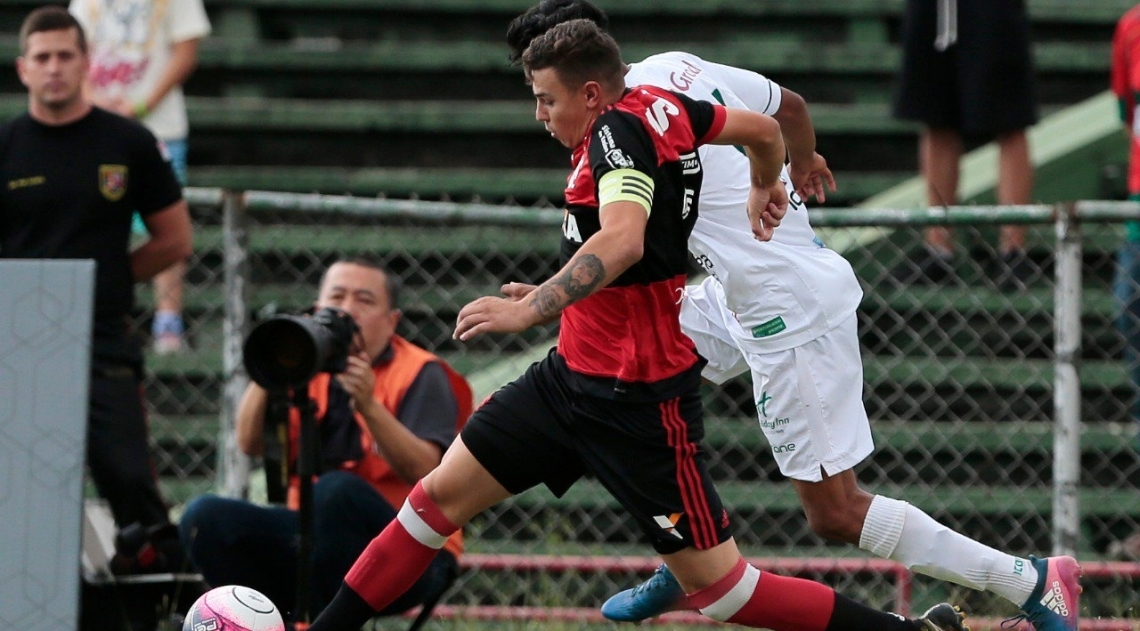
[461,350,731,555]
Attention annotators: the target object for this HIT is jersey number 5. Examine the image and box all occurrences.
[646,98,680,136]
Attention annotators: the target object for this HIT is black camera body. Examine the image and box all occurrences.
[243,306,361,387]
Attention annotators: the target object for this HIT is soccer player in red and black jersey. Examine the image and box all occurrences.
[307,20,944,631]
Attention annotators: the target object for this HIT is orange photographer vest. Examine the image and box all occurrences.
[286,335,472,557]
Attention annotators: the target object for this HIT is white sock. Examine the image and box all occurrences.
[859,495,1039,606]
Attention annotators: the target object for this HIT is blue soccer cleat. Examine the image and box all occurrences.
[1011,556,1082,631]
[600,564,688,622]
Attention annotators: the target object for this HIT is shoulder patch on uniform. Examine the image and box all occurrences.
[606,148,635,169]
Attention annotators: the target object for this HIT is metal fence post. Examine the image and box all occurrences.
[1053,201,1082,556]
[219,190,252,498]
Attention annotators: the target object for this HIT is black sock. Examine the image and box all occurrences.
[824,593,923,631]
[306,582,377,631]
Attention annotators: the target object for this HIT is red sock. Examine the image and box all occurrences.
[688,558,834,631]
[343,482,458,611]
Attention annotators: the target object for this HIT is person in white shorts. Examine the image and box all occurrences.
[506,4,1081,631]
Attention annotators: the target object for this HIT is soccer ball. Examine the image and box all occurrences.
[182,585,285,631]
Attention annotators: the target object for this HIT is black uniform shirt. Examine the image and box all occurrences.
[0,107,183,343]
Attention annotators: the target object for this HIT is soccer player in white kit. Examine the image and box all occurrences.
[506,4,1081,631]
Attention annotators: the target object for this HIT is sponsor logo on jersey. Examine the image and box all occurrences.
[759,416,790,432]
[605,148,634,169]
[751,316,786,338]
[99,165,128,201]
[756,391,772,417]
[680,152,700,175]
[653,513,685,539]
[7,175,45,190]
[773,442,796,454]
[563,211,583,243]
[598,124,616,152]
[669,59,704,91]
[693,254,717,278]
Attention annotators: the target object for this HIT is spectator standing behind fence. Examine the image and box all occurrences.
[178,258,472,624]
[69,0,211,355]
[304,20,969,631]
[500,4,1081,631]
[0,6,193,572]
[1107,3,1140,562]
[890,0,1039,289]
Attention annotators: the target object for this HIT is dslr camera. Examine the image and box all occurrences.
[243,306,361,387]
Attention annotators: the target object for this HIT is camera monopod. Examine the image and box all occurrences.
[243,316,342,626]
[291,386,319,627]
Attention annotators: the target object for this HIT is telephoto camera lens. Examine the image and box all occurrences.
[243,307,359,387]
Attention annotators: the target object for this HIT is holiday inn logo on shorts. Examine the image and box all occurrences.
[756,391,772,416]
[99,165,128,201]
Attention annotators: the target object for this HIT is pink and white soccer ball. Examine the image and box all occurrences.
[183,585,285,631]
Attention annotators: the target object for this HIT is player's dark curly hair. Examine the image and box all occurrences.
[506,0,609,65]
[522,19,624,95]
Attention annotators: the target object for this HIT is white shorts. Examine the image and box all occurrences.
[681,279,874,482]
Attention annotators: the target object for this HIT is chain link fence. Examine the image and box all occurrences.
[134,191,1140,625]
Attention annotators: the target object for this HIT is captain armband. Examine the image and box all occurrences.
[597,169,654,216]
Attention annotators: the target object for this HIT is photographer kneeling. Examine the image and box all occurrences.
[178,257,472,622]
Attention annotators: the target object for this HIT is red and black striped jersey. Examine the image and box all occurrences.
[556,85,726,400]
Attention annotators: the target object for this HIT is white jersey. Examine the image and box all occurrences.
[71,0,212,141]
[626,51,863,352]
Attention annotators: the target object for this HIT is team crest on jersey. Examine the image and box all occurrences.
[99,165,128,201]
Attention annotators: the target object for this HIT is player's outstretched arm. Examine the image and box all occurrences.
[454,201,647,341]
[773,88,835,203]
[710,108,788,240]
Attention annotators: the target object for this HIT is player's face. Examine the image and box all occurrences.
[531,67,593,149]
[317,263,400,361]
[17,28,88,113]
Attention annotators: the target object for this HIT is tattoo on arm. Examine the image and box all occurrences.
[529,254,606,319]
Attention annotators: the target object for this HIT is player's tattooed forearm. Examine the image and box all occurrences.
[530,254,606,318]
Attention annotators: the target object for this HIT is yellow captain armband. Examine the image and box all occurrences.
[598,168,654,215]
